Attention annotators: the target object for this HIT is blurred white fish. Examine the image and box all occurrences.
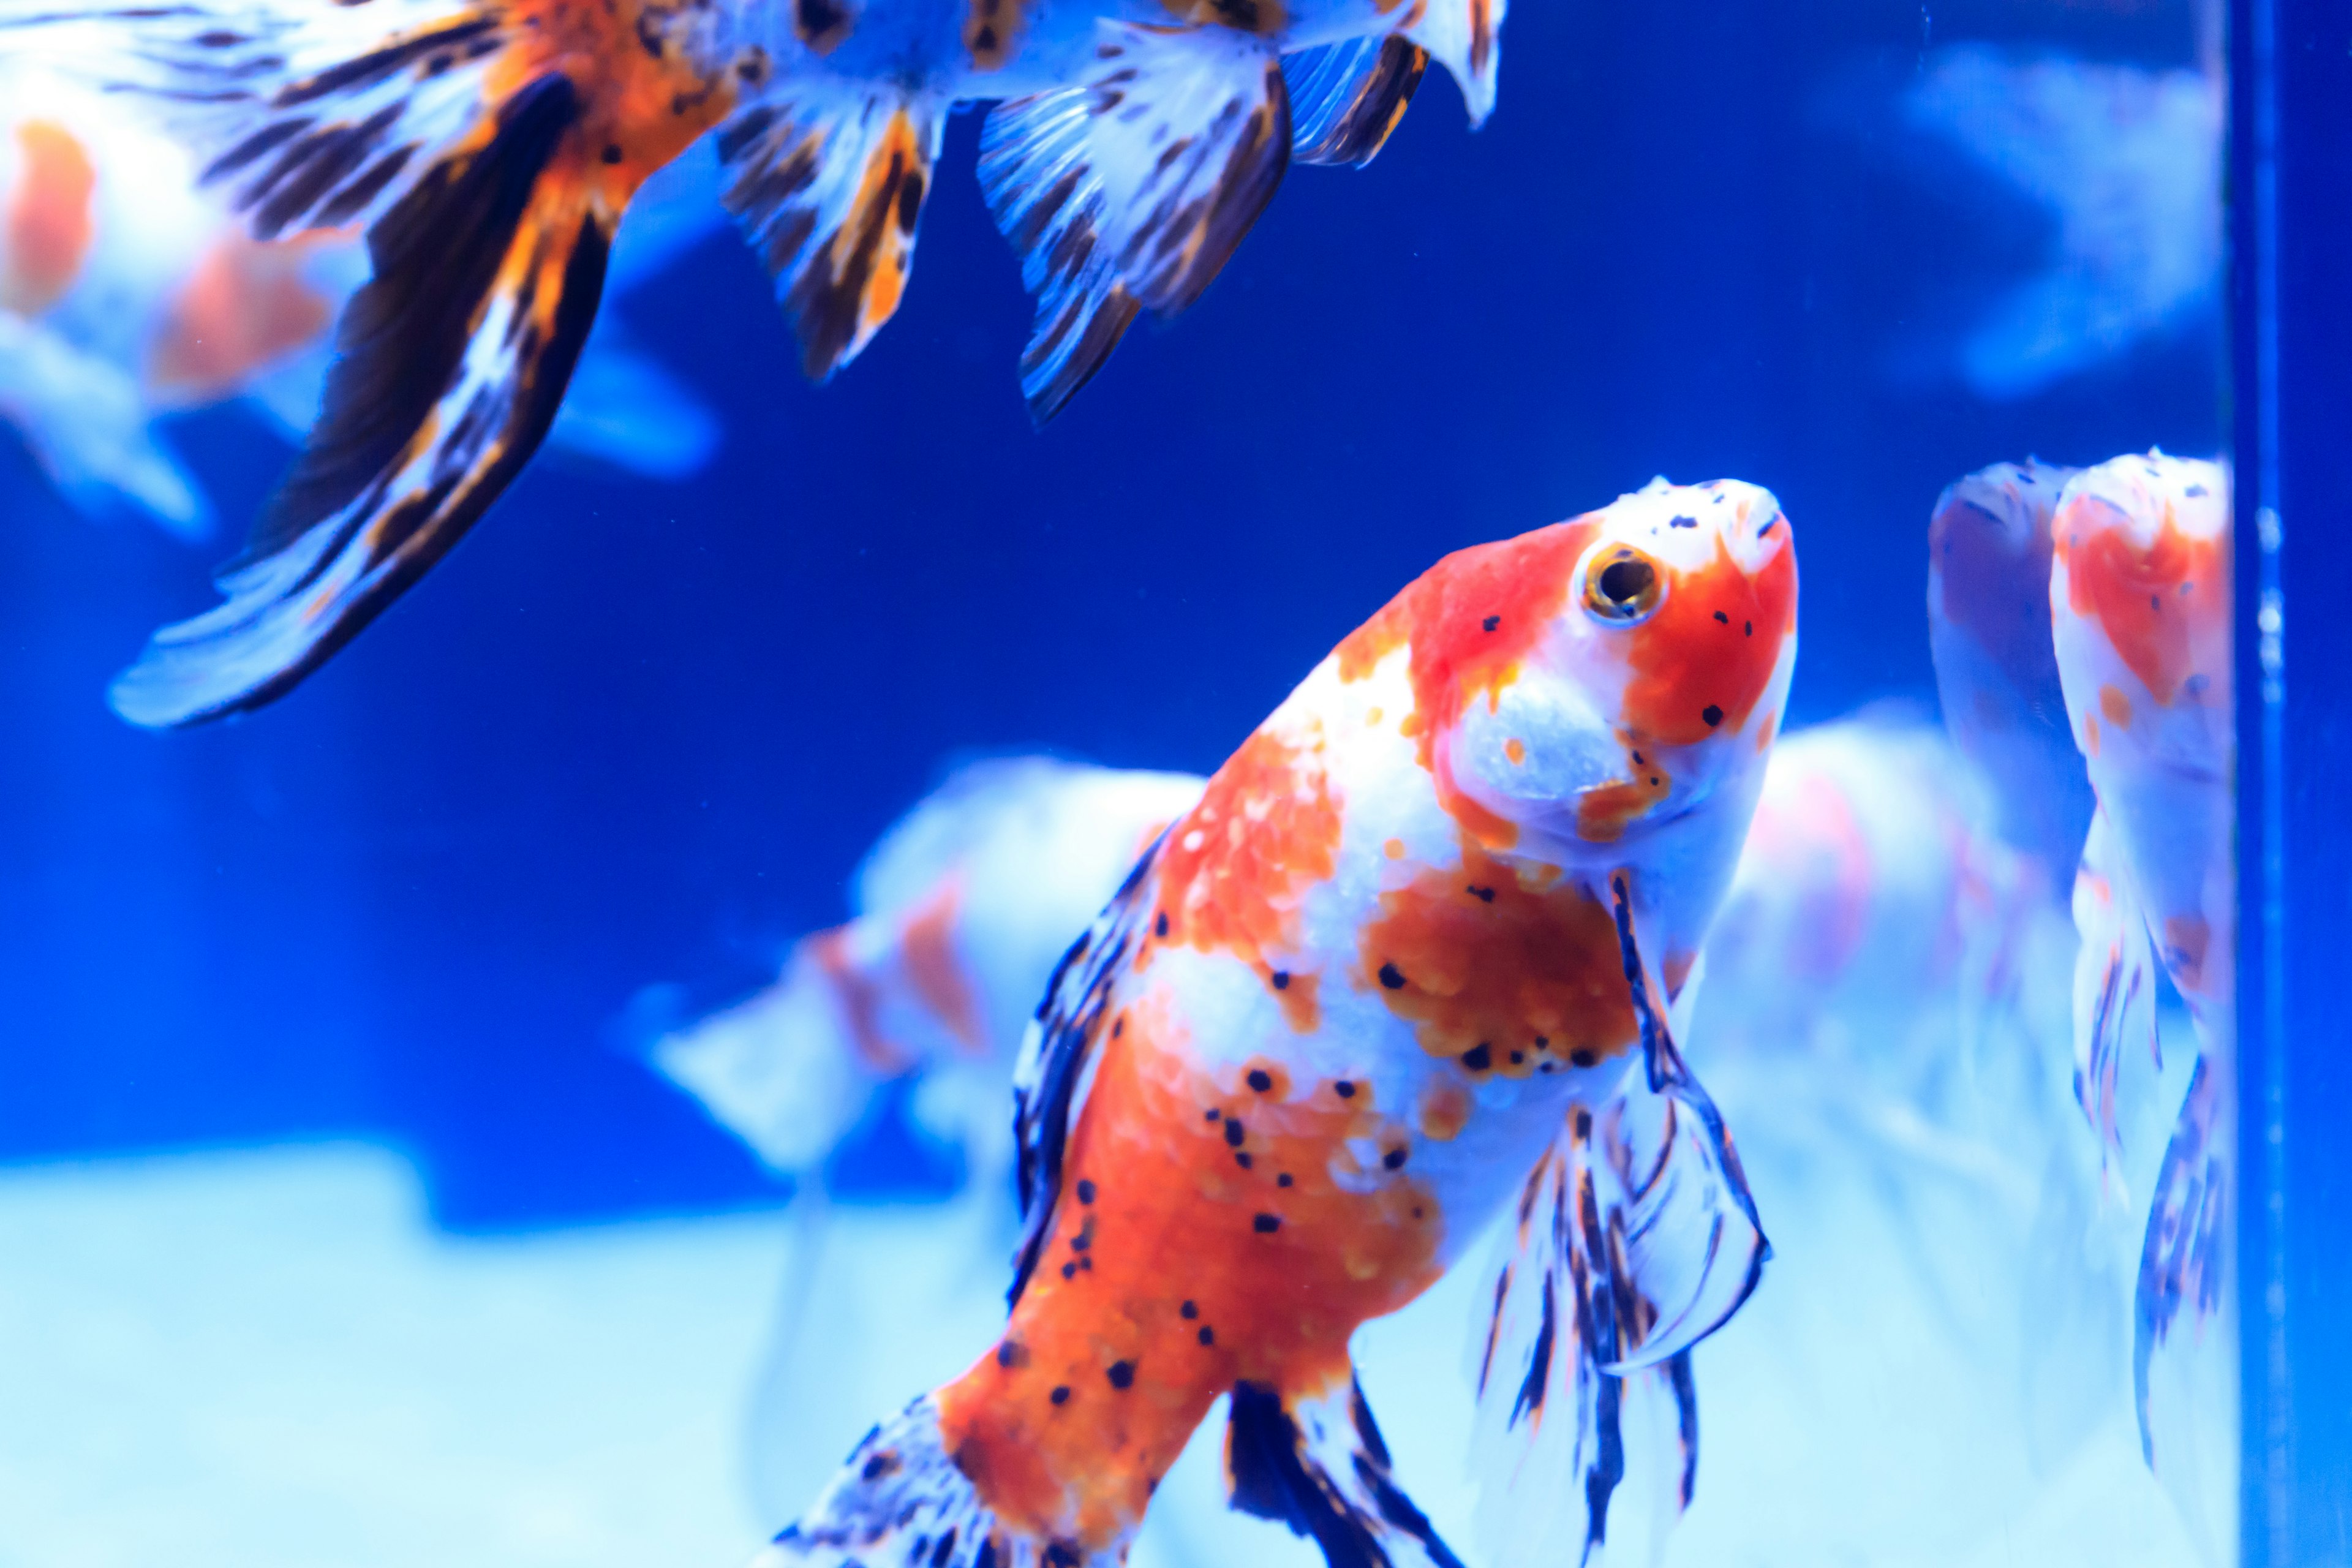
[0,62,725,537]
[1902,45,2222,400]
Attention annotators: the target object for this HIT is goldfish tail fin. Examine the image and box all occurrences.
[1401,0,1505,126]
[0,313,213,539]
[715,89,946,383]
[760,1393,1112,1568]
[1225,1376,1466,1568]
[1284,37,1428,167]
[1465,877,1764,1568]
[978,23,1290,422]
[2135,1054,2237,1561]
[2070,804,2162,1175]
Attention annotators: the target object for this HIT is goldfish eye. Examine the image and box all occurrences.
[1581,546,1664,625]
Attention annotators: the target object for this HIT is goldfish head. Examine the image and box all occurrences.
[1343,478,1798,862]
[2048,452,2230,778]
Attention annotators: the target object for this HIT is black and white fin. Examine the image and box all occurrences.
[1225,1376,1466,1568]
[1464,874,1763,1567]
[1283,36,1429,166]
[714,88,946,381]
[757,1392,1117,1568]
[1403,0,1506,126]
[2135,1054,2237,1564]
[2070,804,2162,1173]
[109,74,612,726]
[1007,836,1165,1305]
[978,23,1291,421]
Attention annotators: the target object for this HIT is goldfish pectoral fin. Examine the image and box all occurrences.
[979,23,1291,423]
[761,1392,1098,1568]
[2134,1055,2238,1561]
[0,312,212,540]
[548,327,722,481]
[1283,36,1428,167]
[1007,839,1164,1305]
[1403,0,1505,127]
[108,77,614,729]
[2070,804,2162,1172]
[717,89,947,383]
[1226,1377,1466,1568]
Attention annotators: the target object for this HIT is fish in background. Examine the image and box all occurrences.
[1899,45,2222,401]
[2,0,1507,729]
[2049,451,2236,1562]
[753,478,1794,1568]
[0,62,726,539]
[1928,460,2098,875]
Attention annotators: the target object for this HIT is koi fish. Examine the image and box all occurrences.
[753,477,1795,1568]
[653,756,1208,1187]
[1927,460,2097,875]
[1,0,1503,728]
[0,59,723,539]
[2049,451,2234,1556]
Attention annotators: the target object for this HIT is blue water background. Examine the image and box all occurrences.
[0,0,2220,1226]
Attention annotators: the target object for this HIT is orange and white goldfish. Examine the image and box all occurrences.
[5,0,1501,726]
[0,60,723,538]
[752,478,1795,1568]
[1927,460,2099,875]
[2049,451,2234,1556]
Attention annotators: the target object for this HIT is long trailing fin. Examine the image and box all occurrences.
[2135,1054,2237,1564]
[758,1392,1116,1568]
[2070,804,2161,1176]
[1283,36,1428,166]
[978,23,1290,421]
[1403,0,1506,126]
[1225,1376,1466,1568]
[714,88,946,381]
[1465,873,1762,1568]
[1006,835,1163,1305]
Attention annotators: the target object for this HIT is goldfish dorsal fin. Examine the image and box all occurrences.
[979,22,1291,422]
[1283,35,1428,167]
[1403,0,1506,127]
[715,88,946,383]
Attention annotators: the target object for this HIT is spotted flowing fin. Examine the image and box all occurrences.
[1403,0,1506,126]
[1283,36,1428,166]
[978,23,1290,421]
[758,1392,1118,1568]
[715,89,945,381]
[2070,805,2161,1174]
[2136,1055,2238,1563]
[1225,1376,1466,1568]
[1007,836,1164,1305]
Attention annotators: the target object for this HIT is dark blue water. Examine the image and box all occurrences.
[0,0,2218,1226]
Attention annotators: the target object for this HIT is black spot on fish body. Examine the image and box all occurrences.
[1713,610,1728,624]
[862,1449,902,1480]
[1077,1178,1096,1204]
[1384,1147,1407,1169]
[1744,620,1753,635]
[1483,615,1501,632]
[1225,1118,1246,1147]
[1205,1107,1221,1121]
[1702,704,1724,727]
[1248,1069,1273,1091]
[1061,1262,1078,1280]
[1199,1325,1216,1346]
[1270,971,1290,990]
[997,1340,1028,1368]
[1254,1213,1281,1234]
[1277,1172,1294,1188]
[601,143,623,164]
[1107,1360,1136,1390]
[1378,963,1406,990]
[1050,1385,1071,1405]
[1181,1300,1199,1319]
[1467,884,1495,903]
[1235,1152,1254,1169]
[1335,1080,1357,1098]
[1570,1048,1597,1068]
[1669,514,1697,529]
[1156,912,1170,938]
[1460,1043,1492,1072]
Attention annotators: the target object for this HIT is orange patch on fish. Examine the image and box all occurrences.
[1619,531,1798,747]
[965,0,1018,69]
[2,119,96,315]
[2099,683,2134,729]
[2060,510,2226,707]
[1575,764,1670,843]
[1361,844,1637,1074]
[936,1000,1438,1548]
[899,876,987,1055]
[149,233,338,399]
[1152,726,1342,1014]
[2162,913,2211,992]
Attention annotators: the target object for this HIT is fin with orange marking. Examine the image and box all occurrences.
[1226,1376,1466,1568]
[2070,804,2160,1172]
[1404,0,1507,126]
[978,23,1291,421]
[1466,876,1762,1568]
[1283,36,1428,167]
[715,89,946,382]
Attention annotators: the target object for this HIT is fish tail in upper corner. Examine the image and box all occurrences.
[0,0,737,726]
[755,1393,1117,1568]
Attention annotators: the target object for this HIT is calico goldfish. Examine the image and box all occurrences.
[756,478,1795,1568]
[2,0,1503,726]
[2049,451,2234,1556]
[0,58,722,538]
